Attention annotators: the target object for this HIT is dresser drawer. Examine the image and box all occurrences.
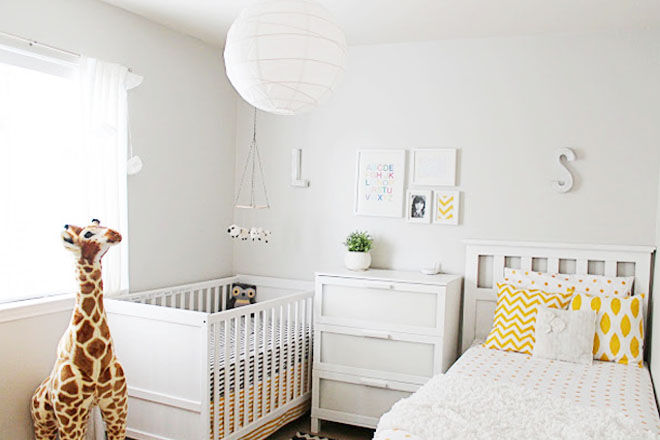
[312,371,418,428]
[315,326,438,383]
[315,276,444,334]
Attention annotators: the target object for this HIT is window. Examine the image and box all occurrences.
[0,42,133,304]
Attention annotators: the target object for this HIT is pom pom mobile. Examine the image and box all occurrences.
[229,107,272,244]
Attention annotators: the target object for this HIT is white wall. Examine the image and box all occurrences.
[233,31,660,281]
[0,0,236,437]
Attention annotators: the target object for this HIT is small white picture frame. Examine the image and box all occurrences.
[406,189,432,223]
[410,148,457,186]
[354,149,407,217]
[433,190,460,225]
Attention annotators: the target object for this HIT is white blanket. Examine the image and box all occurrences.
[376,373,659,440]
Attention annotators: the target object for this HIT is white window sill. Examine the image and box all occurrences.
[0,294,75,324]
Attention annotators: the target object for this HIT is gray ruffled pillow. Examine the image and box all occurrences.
[533,306,596,365]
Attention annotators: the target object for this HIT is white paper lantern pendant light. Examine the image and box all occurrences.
[224,0,348,115]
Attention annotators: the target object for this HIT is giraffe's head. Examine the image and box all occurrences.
[61,219,122,264]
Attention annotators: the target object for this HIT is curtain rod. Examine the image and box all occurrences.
[0,30,80,58]
[0,30,134,72]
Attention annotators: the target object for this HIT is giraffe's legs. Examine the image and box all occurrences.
[98,362,128,440]
[30,378,58,440]
[52,394,92,440]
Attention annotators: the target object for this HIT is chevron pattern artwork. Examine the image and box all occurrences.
[484,283,574,355]
[433,190,459,225]
[570,293,644,366]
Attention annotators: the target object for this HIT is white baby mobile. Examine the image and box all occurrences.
[227,108,272,245]
[227,225,271,244]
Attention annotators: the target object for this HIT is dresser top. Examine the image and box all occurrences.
[315,268,462,286]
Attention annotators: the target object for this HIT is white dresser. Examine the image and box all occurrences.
[311,268,462,432]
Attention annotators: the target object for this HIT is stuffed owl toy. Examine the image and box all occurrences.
[228,283,257,309]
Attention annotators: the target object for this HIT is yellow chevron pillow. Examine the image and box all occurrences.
[484,283,575,355]
[570,293,644,366]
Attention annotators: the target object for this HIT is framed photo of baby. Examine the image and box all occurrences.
[406,189,432,223]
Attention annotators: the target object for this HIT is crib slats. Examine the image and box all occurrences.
[253,310,261,420]
[242,313,250,428]
[213,321,221,439]
[233,315,240,433]
[261,310,270,417]
[301,299,307,395]
[294,300,300,399]
[287,303,293,402]
[270,307,277,413]
[279,305,286,407]
[213,287,220,313]
[306,297,312,393]
[223,318,231,438]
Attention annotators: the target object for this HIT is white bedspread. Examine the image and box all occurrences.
[376,373,660,440]
[448,345,660,433]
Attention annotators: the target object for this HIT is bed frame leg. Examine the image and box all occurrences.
[310,417,320,434]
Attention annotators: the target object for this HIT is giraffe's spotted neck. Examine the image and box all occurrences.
[63,258,114,379]
[73,259,105,321]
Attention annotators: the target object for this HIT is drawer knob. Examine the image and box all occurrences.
[358,377,390,389]
[361,282,394,290]
[360,330,392,340]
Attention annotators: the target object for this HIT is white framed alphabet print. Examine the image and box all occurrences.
[354,150,406,217]
[410,148,457,186]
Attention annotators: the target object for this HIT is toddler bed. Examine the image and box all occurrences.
[375,241,660,439]
[105,275,314,440]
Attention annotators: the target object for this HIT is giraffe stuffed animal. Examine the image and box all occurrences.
[31,219,127,440]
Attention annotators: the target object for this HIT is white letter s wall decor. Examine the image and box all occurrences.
[552,148,576,193]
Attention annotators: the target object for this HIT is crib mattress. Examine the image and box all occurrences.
[449,345,660,434]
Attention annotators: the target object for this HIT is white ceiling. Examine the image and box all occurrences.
[100,0,660,47]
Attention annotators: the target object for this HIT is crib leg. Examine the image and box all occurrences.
[310,417,320,434]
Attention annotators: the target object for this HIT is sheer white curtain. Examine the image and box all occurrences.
[0,47,140,303]
[80,57,141,296]
[80,57,141,440]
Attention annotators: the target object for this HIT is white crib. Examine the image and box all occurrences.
[105,275,314,440]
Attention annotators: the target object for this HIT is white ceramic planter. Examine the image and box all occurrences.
[344,251,371,271]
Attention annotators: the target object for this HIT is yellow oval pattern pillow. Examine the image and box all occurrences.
[484,283,575,355]
[570,293,644,367]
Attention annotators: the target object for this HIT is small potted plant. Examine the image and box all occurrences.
[343,230,373,271]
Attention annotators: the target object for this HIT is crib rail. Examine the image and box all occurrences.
[121,276,239,313]
[209,291,314,439]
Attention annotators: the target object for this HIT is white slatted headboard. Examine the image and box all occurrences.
[461,240,656,356]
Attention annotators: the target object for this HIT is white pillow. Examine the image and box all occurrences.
[503,268,633,297]
[533,306,596,365]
